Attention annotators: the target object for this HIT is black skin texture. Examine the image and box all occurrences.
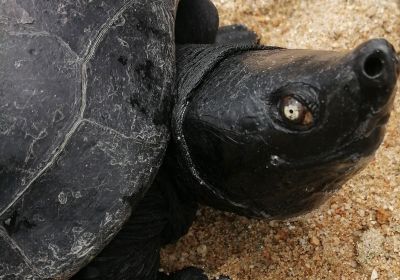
[181,40,399,219]
[1,0,399,279]
[75,9,399,280]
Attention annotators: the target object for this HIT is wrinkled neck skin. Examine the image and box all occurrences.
[172,44,277,217]
[172,41,398,219]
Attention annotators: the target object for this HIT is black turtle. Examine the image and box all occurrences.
[0,0,398,279]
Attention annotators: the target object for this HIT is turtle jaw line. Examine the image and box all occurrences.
[205,126,383,219]
[274,121,386,170]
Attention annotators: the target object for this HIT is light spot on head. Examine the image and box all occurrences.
[270,155,284,166]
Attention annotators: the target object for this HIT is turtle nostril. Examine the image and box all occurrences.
[363,52,384,79]
[351,39,398,112]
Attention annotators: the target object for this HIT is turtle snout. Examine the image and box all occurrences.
[351,39,399,111]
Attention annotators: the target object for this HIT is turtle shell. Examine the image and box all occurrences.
[0,0,176,278]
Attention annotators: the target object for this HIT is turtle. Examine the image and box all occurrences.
[0,0,399,279]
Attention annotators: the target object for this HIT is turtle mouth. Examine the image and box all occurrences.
[274,119,386,171]
[331,118,387,162]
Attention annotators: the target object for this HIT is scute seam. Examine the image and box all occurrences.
[7,30,79,60]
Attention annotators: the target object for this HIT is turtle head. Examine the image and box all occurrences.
[180,39,399,219]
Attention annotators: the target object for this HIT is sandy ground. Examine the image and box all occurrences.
[161,1,400,279]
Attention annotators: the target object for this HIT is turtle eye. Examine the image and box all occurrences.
[280,96,314,126]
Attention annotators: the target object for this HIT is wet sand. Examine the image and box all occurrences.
[161,1,400,279]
